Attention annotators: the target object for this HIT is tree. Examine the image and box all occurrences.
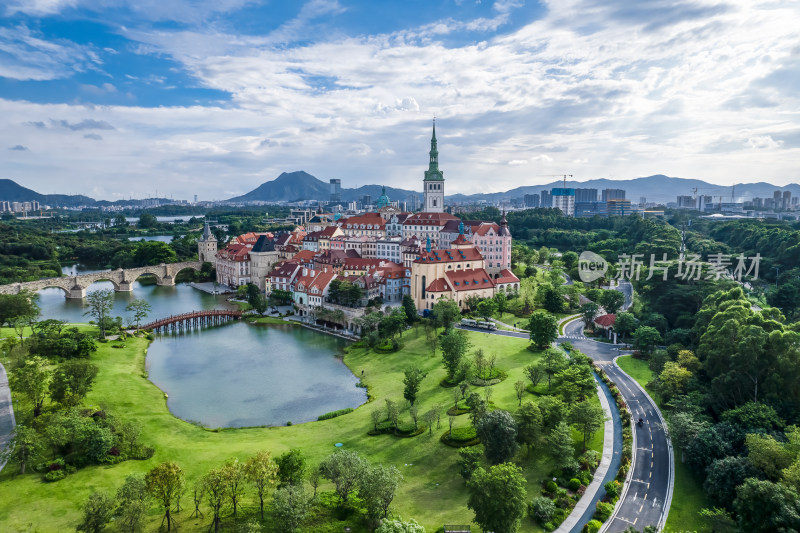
[555,364,596,403]
[547,422,576,470]
[386,399,400,432]
[540,348,568,390]
[1,424,43,474]
[667,411,709,462]
[115,474,149,533]
[11,355,51,417]
[734,478,800,532]
[85,288,115,338]
[538,395,570,432]
[529,495,556,525]
[277,448,307,486]
[245,451,278,519]
[222,458,246,516]
[494,292,508,314]
[467,463,528,533]
[145,462,185,532]
[433,298,461,330]
[202,467,227,533]
[125,299,151,330]
[361,463,403,522]
[614,312,637,340]
[632,326,662,356]
[402,295,418,325]
[272,485,311,533]
[514,380,526,405]
[49,359,99,407]
[466,392,488,426]
[137,212,158,228]
[600,290,625,314]
[657,362,692,401]
[76,492,113,533]
[747,433,794,480]
[570,400,605,451]
[477,299,497,320]
[704,456,762,508]
[515,402,543,452]
[423,408,438,434]
[440,329,471,380]
[409,404,419,430]
[528,311,558,349]
[476,410,519,465]
[0,292,39,327]
[403,367,426,405]
[457,447,482,481]
[523,363,544,390]
[542,286,564,313]
[376,518,426,533]
[581,302,600,328]
[319,449,368,506]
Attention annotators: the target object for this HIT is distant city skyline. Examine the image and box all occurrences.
[1,0,799,200]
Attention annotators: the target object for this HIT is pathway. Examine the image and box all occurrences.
[0,362,16,473]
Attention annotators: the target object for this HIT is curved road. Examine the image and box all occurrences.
[563,319,672,532]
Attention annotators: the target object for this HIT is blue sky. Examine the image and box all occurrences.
[0,0,798,201]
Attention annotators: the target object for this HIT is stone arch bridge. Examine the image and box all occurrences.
[0,261,203,299]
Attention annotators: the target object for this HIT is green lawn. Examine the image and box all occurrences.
[0,324,604,532]
[615,355,712,533]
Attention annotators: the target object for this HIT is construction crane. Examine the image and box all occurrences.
[538,174,574,188]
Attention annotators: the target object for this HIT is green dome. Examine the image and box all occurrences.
[377,187,390,209]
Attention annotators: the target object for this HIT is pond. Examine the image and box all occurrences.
[37,283,366,428]
[146,321,365,428]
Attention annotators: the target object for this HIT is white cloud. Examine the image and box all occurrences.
[2,0,800,199]
[0,25,102,80]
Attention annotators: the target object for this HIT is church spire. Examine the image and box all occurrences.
[429,118,439,172]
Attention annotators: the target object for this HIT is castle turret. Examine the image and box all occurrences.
[198,222,217,264]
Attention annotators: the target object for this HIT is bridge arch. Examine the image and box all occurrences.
[35,283,72,296]
[85,277,122,291]
[171,264,203,282]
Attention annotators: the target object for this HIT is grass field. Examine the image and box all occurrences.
[615,355,713,533]
[0,323,605,532]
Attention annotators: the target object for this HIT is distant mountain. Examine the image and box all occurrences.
[446,174,800,205]
[0,178,94,207]
[228,171,420,204]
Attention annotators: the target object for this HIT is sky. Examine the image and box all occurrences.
[0,0,799,202]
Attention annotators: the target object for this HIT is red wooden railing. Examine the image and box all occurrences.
[140,309,243,331]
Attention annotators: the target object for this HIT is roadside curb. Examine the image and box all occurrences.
[554,373,615,533]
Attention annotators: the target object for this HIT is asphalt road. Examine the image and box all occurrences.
[563,320,672,532]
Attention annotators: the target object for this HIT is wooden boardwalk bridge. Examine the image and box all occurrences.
[141,309,243,333]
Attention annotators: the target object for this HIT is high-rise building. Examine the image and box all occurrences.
[423,120,445,213]
[677,196,696,209]
[602,188,626,202]
[361,195,372,208]
[574,188,598,203]
[783,191,791,209]
[524,193,540,208]
[575,202,607,218]
[541,190,552,207]
[607,198,632,216]
[330,179,342,203]
[551,188,575,216]
[774,190,782,208]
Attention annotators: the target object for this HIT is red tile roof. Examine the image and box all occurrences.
[445,268,495,292]
[594,314,617,327]
[403,212,459,226]
[217,243,251,261]
[291,250,317,262]
[414,246,483,263]
[495,269,520,284]
[451,233,473,245]
[340,214,386,229]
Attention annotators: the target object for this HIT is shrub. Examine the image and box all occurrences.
[583,519,602,533]
[545,480,558,493]
[449,426,478,442]
[579,470,593,486]
[317,408,354,421]
[604,480,621,500]
[567,478,581,491]
[529,496,556,524]
[44,469,66,482]
[594,501,614,522]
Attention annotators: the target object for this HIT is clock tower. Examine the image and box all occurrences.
[423,120,445,213]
